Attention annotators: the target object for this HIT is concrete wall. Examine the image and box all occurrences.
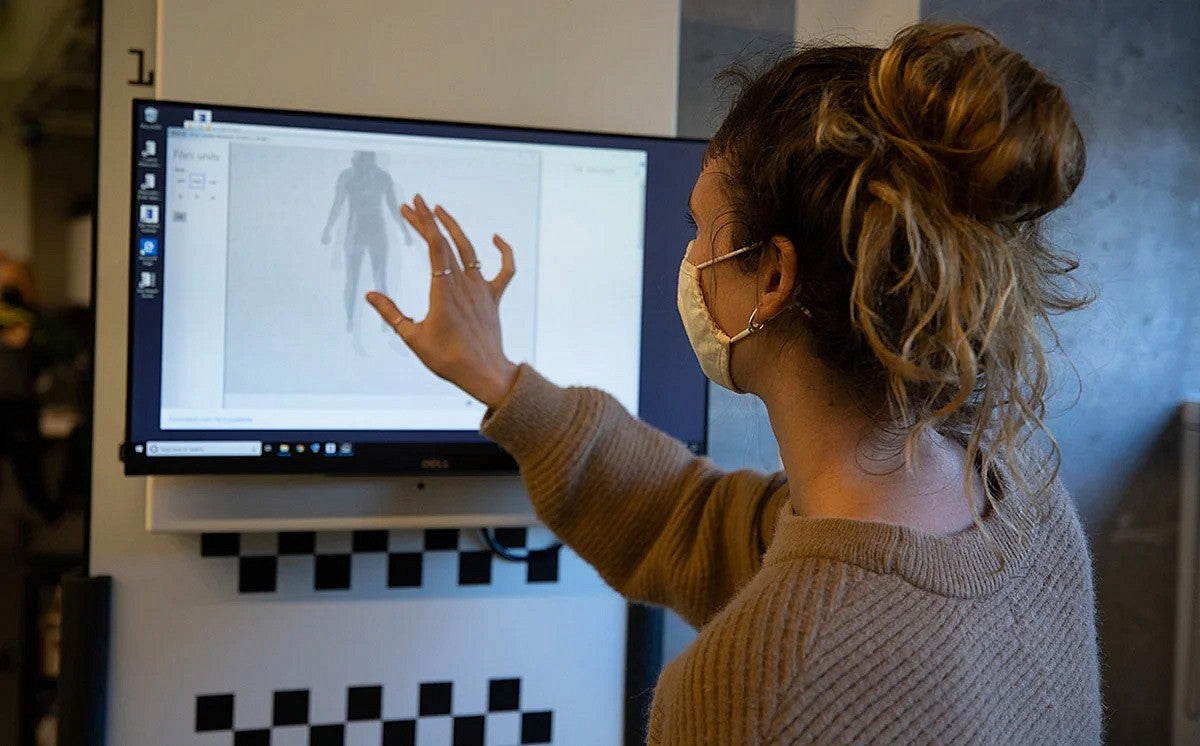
[679,1,1200,739]
[919,2,1200,740]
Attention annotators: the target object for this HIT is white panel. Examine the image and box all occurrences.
[91,1,161,744]
[156,0,680,137]
[145,475,537,532]
[106,525,625,746]
[170,597,627,744]
[92,2,681,743]
[795,0,921,46]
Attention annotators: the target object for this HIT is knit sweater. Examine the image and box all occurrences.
[480,365,1103,744]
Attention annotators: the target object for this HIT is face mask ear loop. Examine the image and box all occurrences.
[694,240,764,270]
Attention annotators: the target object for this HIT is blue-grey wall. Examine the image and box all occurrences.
[921,2,1200,740]
[678,1,1200,741]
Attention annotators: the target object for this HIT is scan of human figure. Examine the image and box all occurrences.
[321,151,413,341]
[213,140,541,413]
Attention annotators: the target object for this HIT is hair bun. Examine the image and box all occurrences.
[866,23,1085,223]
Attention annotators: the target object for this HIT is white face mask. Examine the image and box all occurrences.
[677,239,763,393]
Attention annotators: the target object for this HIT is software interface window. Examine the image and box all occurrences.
[157,121,647,433]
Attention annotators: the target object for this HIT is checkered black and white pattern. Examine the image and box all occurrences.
[195,679,553,745]
[200,528,560,594]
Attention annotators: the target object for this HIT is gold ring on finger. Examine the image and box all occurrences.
[465,261,482,270]
[431,268,453,278]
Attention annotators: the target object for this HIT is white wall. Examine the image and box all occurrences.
[156,0,679,136]
[92,1,681,743]
[0,137,32,261]
[795,0,920,44]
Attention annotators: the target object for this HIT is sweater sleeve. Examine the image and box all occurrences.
[481,364,788,628]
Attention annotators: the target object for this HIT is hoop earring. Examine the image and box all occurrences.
[747,307,765,334]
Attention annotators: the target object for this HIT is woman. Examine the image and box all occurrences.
[368,22,1102,744]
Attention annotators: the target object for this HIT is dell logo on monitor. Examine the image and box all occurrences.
[421,458,451,470]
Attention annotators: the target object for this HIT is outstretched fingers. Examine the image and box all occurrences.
[491,235,515,298]
[433,205,481,272]
[365,291,417,343]
[402,194,459,274]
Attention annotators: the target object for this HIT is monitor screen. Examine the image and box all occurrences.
[123,99,708,475]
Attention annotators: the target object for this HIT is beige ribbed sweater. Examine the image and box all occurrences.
[481,365,1103,744]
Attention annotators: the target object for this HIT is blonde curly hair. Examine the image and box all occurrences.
[708,22,1091,514]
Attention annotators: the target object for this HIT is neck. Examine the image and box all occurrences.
[746,348,982,535]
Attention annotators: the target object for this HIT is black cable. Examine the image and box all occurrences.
[478,528,562,562]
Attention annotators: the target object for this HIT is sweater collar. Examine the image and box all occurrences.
[762,455,1056,598]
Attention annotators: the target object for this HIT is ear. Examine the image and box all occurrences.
[757,235,798,322]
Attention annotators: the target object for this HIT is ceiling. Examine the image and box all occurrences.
[0,0,96,140]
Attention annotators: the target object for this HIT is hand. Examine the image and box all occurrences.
[366,195,518,407]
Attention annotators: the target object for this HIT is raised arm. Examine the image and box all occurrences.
[482,364,787,627]
[363,195,785,625]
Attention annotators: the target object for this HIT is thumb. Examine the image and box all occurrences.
[365,291,417,342]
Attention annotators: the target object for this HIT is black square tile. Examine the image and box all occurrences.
[201,533,240,557]
[352,530,389,552]
[272,689,309,726]
[195,693,234,731]
[458,551,492,585]
[424,528,459,551]
[238,556,277,593]
[278,531,316,554]
[383,719,416,746]
[314,554,352,590]
[488,678,520,712]
[310,723,345,746]
[387,552,423,588]
[493,527,528,548]
[526,547,560,583]
[234,730,269,746]
[521,711,553,744]
[419,681,453,716]
[347,684,383,720]
[453,715,485,746]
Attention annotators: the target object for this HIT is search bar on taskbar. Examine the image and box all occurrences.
[145,441,262,457]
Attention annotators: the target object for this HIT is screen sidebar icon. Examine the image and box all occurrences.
[135,107,163,301]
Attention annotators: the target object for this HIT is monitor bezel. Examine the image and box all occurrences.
[122,97,709,476]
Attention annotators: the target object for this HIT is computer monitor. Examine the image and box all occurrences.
[123,99,708,475]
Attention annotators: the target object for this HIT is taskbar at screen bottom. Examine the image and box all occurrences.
[120,440,519,476]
